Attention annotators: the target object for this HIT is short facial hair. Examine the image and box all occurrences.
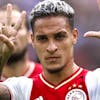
[7,47,27,66]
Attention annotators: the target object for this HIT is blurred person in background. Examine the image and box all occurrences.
[0,4,42,81]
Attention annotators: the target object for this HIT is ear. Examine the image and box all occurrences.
[72,28,79,44]
[30,32,35,48]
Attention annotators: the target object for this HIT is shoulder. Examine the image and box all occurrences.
[86,68,100,81]
[3,76,33,88]
[29,62,42,78]
[2,77,34,100]
[35,63,42,69]
[3,76,32,81]
[85,68,100,99]
[85,68,100,89]
[28,61,42,70]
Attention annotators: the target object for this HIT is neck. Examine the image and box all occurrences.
[2,56,30,78]
[43,62,79,85]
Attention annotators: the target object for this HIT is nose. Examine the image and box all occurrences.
[46,41,57,53]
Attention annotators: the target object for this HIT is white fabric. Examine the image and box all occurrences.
[85,68,100,100]
[2,68,100,100]
[3,76,33,100]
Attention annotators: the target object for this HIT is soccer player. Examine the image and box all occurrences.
[0,4,42,81]
[0,0,100,100]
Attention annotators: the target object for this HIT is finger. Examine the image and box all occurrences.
[2,26,17,37]
[0,34,14,50]
[0,23,2,34]
[2,26,8,36]
[0,28,2,34]
[0,23,2,27]
[97,0,100,10]
[84,31,100,38]
[14,11,26,31]
[6,4,12,26]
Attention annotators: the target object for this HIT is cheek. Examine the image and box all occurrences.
[15,34,28,51]
[18,35,28,46]
[34,43,45,59]
[61,39,74,57]
[61,39,73,50]
[17,30,28,43]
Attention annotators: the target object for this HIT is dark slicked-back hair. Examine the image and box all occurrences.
[30,0,75,32]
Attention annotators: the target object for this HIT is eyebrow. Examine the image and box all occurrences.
[35,29,68,36]
[54,30,67,35]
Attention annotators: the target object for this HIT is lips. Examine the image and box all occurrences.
[45,56,60,62]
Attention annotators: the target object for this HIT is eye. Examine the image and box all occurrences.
[2,23,5,26]
[36,35,48,42]
[11,23,15,27]
[55,32,67,40]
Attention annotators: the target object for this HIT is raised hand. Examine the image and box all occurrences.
[0,4,26,49]
[0,4,26,75]
[97,0,100,10]
[84,31,100,39]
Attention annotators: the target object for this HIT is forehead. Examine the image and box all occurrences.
[34,16,71,34]
[0,10,21,23]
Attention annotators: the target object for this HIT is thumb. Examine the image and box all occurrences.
[84,31,100,38]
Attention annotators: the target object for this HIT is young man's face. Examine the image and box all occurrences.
[32,16,78,73]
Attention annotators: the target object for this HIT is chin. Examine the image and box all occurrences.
[46,66,64,74]
[7,47,27,65]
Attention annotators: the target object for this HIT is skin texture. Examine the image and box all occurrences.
[31,16,79,84]
[0,83,11,100]
[0,9,28,54]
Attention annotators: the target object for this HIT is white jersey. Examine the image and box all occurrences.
[2,68,100,100]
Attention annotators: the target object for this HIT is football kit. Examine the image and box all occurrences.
[1,62,42,81]
[3,68,100,100]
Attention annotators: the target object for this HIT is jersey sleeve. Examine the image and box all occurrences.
[2,76,33,100]
[85,68,100,100]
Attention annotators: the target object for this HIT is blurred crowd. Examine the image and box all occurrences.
[66,0,100,70]
[0,0,100,70]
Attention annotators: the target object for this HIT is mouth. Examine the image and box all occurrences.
[45,56,60,62]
